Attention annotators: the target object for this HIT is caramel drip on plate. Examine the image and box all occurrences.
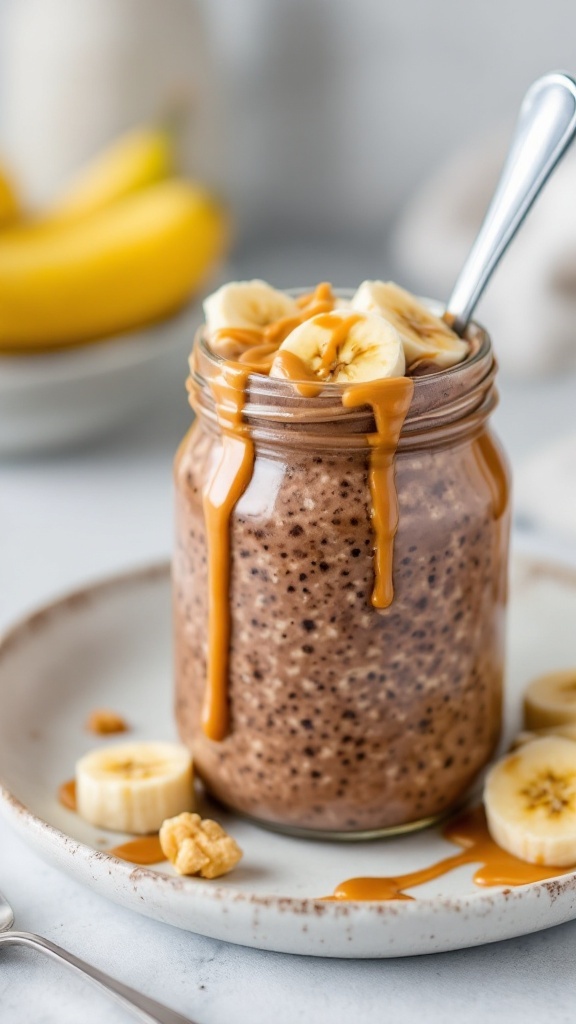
[327,806,573,901]
[109,835,164,865]
[55,780,164,864]
[202,363,255,741]
[85,708,128,735]
[58,779,77,811]
[343,378,414,608]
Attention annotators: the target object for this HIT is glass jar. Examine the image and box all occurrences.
[174,306,510,839]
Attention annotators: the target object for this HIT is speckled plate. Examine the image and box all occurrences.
[1,555,576,958]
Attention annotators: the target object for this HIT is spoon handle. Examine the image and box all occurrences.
[0,930,197,1024]
[446,71,576,334]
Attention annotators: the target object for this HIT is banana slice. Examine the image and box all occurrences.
[524,669,576,730]
[512,723,576,750]
[484,736,576,866]
[76,741,194,834]
[351,280,468,369]
[204,279,298,332]
[269,309,405,384]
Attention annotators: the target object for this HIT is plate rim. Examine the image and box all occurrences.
[2,557,576,924]
[0,301,199,391]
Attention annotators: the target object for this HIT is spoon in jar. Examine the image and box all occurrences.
[445,70,576,335]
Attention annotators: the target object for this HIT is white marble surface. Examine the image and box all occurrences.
[3,348,576,1023]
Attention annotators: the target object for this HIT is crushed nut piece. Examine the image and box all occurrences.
[85,709,129,735]
[159,812,243,878]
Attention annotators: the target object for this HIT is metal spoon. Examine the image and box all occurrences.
[446,70,576,335]
[0,887,196,1024]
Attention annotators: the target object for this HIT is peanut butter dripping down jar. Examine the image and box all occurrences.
[174,293,510,839]
[186,292,413,742]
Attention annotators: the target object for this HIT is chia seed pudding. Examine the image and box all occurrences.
[174,283,510,837]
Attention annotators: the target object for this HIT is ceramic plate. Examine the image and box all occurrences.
[0,303,200,456]
[1,556,576,958]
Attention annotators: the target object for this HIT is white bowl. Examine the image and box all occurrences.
[0,303,201,457]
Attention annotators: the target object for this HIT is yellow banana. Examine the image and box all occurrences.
[0,166,20,228]
[0,180,228,351]
[45,126,175,226]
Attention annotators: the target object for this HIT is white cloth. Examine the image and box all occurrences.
[515,432,576,541]
[393,138,576,378]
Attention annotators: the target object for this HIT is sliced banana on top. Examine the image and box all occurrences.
[269,309,405,384]
[76,741,194,835]
[351,280,468,369]
[484,736,576,866]
[524,669,576,731]
[204,279,299,333]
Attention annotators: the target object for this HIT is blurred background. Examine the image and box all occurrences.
[2,0,576,622]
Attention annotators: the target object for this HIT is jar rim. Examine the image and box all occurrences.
[194,288,491,396]
[190,289,497,447]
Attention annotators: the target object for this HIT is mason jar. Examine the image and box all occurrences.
[174,302,510,839]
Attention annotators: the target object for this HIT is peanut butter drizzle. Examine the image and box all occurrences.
[267,349,324,397]
[202,362,255,741]
[109,835,164,865]
[316,313,363,374]
[343,378,414,608]
[470,430,510,606]
[58,779,77,811]
[327,806,573,901]
[212,283,337,363]
[214,327,262,348]
[212,328,261,362]
[201,284,413,738]
[268,313,362,395]
[200,284,339,741]
[473,432,509,520]
[296,282,334,308]
[238,341,281,373]
[267,316,413,609]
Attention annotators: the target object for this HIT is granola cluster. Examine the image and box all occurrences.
[159,812,242,878]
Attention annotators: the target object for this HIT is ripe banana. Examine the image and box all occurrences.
[0,166,20,228]
[204,279,299,332]
[0,180,227,350]
[484,736,576,866]
[351,280,468,369]
[524,669,576,730]
[76,741,194,834]
[46,127,174,226]
[269,309,405,383]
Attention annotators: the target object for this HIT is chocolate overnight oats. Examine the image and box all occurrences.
[174,280,510,837]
